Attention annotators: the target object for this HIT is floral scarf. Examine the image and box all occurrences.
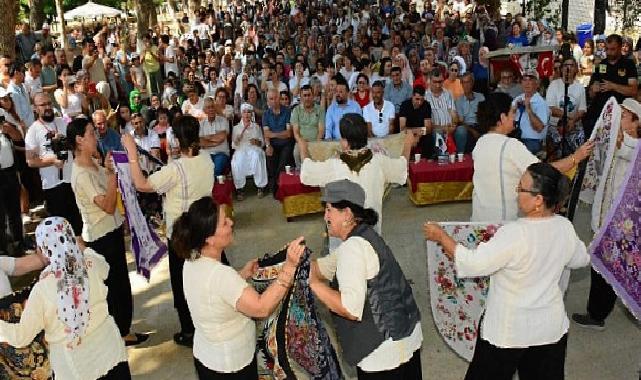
[35,217,90,348]
[339,148,373,173]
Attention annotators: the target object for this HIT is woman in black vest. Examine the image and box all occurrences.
[310,179,423,379]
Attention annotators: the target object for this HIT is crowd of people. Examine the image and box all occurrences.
[0,0,640,379]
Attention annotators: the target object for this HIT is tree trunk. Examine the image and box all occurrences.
[594,0,607,35]
[29,0,46,31]
[148,1,158,30]
[135,0,150,39]
[0,0,16,58]
[54,0,66,49]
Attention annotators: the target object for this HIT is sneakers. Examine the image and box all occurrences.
[571,313,606,331]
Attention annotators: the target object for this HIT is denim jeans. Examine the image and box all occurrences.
[210,153,230,176]
[454,125,468,153]
[521,138,543,155]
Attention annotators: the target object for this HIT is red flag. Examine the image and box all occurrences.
[536,51,554,79]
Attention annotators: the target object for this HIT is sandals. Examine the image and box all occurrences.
[124,332,150,347]
[173,331,194,347]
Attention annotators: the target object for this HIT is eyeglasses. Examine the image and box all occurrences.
[378,111,383,124]
[515,185,540,194]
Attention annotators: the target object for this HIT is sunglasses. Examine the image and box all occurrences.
[378,111,383,124]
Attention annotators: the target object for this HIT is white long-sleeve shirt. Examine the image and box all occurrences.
[0,249,127,380]
[455,216,590,348]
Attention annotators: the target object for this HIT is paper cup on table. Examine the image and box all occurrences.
[217,175,225,184]
[285,165,292,174]
[457,153,464,162]
[414,153,421,162]
[449,154,456,163]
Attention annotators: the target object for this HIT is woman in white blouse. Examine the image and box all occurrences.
[68,117,148,346]
[122,115,214,347]
[53,71,88,118]
[471,92,593,222]
[425,162,590,379]
[0,217,131,379]
[310,180,423,379]
[170,196,304,379]
[231,103,267,200]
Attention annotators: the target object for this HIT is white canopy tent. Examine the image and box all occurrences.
[64,1,123,20]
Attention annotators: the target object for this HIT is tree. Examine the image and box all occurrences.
[54,0,66,49]
[29,0,46,31]
[0,0,17,58]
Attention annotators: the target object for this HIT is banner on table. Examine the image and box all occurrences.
[112,151,167,280]
[426,222,499,361]
[589,142,641,321]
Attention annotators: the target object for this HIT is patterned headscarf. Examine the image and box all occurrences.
[35,217,90,348]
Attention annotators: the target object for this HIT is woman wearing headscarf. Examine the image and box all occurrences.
[310,180,423,379]
[122,115,214,347]
[0,217,131,379]
[231,103,268,200]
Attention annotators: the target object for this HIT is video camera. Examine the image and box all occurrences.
[44,131,70,161]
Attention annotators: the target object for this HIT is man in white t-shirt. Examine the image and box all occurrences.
[363,81,395,137]
[25,93,83,237]
[199,97,230,176]
[160,35,179,77]
[545,57,587,157]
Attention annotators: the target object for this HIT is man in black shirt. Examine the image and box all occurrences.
[399,86,433,158]
[584,34,638,136]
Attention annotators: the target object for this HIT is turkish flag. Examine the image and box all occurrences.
[536,51,555,79]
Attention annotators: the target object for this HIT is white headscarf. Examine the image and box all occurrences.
[36,217,90,348]
[240,102,254,113]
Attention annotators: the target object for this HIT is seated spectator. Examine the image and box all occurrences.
[399,86,433,157]
[363,80,396,137]
[199,96,230,176]
[455,72,486,152]
[291,85,324,167]
[231,104,268,200]
[425,68,460,156]
[384,67,412,115]
[444,61,464,99]
[495,68,523,98]
[324,78,362,140]
[512,69,550,155]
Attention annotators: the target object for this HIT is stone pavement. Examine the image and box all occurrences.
[125,187,640,380]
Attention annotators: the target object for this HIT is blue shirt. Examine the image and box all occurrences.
[262,107,292,146]
[455,92,485,126]
[506,34,529,47]
[324,100,362,140]
[512,93,550,140]
[384,81,413,113]
[98,128,124,156]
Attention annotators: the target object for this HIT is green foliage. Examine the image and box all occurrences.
[525,0,560,28]
[610,0,641,32]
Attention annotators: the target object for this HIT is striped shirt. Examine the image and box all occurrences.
[425,89,455,128]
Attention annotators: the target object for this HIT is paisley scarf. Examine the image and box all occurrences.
[339,148,373,173]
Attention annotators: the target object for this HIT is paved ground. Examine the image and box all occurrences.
[123,187,641,380]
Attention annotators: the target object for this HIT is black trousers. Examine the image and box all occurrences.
[43,183,83,237]
[267,141,294,195]
[87,226,133,337]
[194,356,258,380]
[356,349,422,380]
[465,332,568,380]
[168,240,230,335]
[98,361,132,380]
[0,168,23,250]
[587,267,617,322]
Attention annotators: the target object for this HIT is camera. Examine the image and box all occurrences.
[44,131,70,161]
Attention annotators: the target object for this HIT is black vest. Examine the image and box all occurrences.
[330,224,421,366]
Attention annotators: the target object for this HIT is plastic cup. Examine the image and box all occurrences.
[457,153,464,162]
[285,165,292,174]
[217,175,225,184]
[449,154,456,163]
[414,153,421,162]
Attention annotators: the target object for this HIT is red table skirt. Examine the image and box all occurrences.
[408,155,474,193]
[212,179,234,206]
[275,172,320,200]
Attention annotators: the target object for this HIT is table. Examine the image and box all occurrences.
[408,155,474,205]
[212,178,234,218]
[275,172,323,221]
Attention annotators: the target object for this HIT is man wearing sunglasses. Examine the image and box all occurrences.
[363,81,395,137]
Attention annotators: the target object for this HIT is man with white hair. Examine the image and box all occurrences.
[231,103,268,200]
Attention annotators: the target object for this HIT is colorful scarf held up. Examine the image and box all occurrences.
[253,247,342,380]
[588,130,641,321]
[35,217,90,348]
